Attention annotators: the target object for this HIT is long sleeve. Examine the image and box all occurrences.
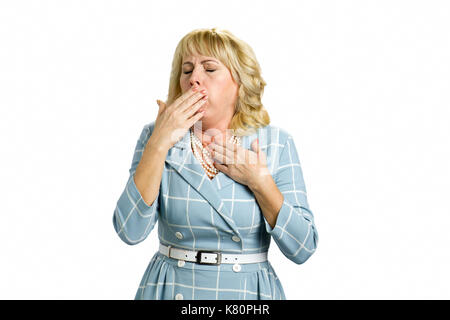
[264,134,319,264]
[112,124,160,245]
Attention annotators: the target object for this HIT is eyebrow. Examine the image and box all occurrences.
[182,59,219,66]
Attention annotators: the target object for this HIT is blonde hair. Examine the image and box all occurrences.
[165,27,270,136]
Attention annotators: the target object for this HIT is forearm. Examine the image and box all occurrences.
[249,174,284,229]
[134,136,168,206]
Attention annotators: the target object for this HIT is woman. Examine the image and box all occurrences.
[113,28,318,300]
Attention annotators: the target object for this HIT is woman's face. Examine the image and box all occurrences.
[180,53,239,129]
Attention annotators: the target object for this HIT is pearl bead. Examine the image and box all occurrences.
[190,129,240,179]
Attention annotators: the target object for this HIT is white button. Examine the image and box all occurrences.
[175,293,184,300]
[175,232,183,239]
[177,260,185,267]
[232,235,241,242]
[232,263,241,272]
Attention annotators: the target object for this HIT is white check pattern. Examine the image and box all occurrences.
[113,121,319,300]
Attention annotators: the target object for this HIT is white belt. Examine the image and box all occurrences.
[159,243,268,265]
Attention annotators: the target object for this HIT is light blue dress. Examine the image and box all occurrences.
[112,122,319,300]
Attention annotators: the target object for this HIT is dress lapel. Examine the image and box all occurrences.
[164,130,241,237]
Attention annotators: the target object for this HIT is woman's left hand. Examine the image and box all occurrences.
[206,133,271,190]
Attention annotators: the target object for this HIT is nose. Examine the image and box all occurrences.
[188,67,203,89]
[190,80,200,90]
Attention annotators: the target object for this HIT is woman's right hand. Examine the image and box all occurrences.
[148,86,208,152]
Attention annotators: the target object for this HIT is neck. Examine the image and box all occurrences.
[192,121,231,146]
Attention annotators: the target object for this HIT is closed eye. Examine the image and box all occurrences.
[183,70,216,74]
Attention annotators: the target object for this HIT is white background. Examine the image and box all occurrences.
[1,0,449,299]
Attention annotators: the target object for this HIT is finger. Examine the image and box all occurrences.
[156,99,166,116]
[257,147,267,165]
[183,95,208,117]
[187,108,206,127]
[247,149,259,165]
[179,91,207,113]
[209,144,229,164]
[211,151,232,165]
[214,162,229,174]
[222,137,240,164]
[172,86,203,109]
[250,138,261,164]
[251,138,259,153]
[209,143,235,164]
[252,138,267,163]
[213,132,237,152]
[210,135,239,164]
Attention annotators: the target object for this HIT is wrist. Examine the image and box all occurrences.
[147,135,171,154]
[248,168,272,192]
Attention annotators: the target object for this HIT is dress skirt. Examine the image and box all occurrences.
[134,251,286,300]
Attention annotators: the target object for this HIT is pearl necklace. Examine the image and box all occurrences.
[190,129,241,179]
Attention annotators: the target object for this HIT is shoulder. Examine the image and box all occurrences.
[137,121,156,143]
[254,124,293,149]
[246,124,297,174]
[143,120,156,133]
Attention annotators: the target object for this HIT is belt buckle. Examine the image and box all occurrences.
[196,250,222,265]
